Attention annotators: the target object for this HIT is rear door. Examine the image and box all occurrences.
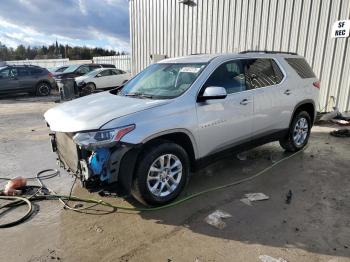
[110,69,125,86]
[244,58,293,136]
[196,59,253,157]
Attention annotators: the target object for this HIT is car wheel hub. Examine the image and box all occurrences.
[39,84,49,95]
[147,154,183,198]
[293,117,309,146]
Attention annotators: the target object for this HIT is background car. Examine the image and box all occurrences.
[53,63,116,81]
[48,65,68,73]
[0,65,56,96]
[75,68,131,94]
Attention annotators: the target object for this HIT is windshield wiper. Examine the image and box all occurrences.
[124,92,154,99]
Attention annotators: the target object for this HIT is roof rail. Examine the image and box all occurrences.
[239,50,298,55]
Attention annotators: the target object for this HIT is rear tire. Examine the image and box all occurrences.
[279,111,311,152]
[132,141,190,206]
[36,82,51,96]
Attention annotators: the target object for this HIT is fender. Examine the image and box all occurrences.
[289,99,316,127]
[141,128,199,159]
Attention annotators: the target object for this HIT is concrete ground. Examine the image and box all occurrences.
[0,94,349,262]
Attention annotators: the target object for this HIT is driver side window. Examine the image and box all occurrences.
[0,68,17,78]
[99,70,111,77]
[204,60,247,94]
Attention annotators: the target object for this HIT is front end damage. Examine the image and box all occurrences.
[50,130,140,193]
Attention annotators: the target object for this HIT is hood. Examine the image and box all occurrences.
[44,91,171,132]
[53,72,76,79]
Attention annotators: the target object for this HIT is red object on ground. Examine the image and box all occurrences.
[4,177,27,196]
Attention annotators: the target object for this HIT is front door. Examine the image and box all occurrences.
[0,67,19,93]
[96,69,113,88]
[196,59,253,158]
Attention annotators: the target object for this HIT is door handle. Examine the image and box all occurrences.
[284,89,292,95]
[240,99,250,105]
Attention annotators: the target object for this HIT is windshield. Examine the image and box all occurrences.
[120,63,206,99]
[62,64,80,73]
[85,69,100,77]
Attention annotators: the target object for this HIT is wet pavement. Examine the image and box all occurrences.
[0,94,349,262]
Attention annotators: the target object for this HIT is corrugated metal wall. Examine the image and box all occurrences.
[93,55,131,72]
[129,0,350,112]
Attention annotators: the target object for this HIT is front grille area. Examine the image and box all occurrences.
[56,132,80,173]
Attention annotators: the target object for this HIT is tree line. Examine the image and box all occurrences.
[0,41,127,61]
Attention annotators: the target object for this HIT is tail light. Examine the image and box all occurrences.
[313,81,320,89]
[48,72,54,78]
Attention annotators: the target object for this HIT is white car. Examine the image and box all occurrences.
[45,51,319,205]
[75,68,131,94]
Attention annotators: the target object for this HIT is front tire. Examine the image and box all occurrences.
[279,111,311,152]
[132,141,190,206]
[81,82,96,96]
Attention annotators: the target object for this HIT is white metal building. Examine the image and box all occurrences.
[129,0,350,112]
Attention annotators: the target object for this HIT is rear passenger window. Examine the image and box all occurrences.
[204,60,247,94]
[18,67,29,76]
[271,60,284,83]
[244,59,283,89]
[285,58,316,78]
[29,67,43,75]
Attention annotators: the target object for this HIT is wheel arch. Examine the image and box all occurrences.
[118,130,197,195]
[36,80,52,89]
[141,129,198,166]
[290,100,316,127]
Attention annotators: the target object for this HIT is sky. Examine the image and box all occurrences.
[0,0,130,52]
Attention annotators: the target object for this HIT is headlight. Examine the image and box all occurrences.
[73,124,135,149]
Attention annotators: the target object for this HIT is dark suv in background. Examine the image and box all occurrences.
[0,65,56,96]
[53,63,116,81]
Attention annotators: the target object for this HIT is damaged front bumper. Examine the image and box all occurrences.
[50,132,140,193]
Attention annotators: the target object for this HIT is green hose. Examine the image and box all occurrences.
[0,148,304,227]
[51,148,304,211]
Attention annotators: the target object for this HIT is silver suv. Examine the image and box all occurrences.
[44,51,319,205]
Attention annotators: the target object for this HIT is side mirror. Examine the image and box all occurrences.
[198,86,227,102]
[96,73,102,78]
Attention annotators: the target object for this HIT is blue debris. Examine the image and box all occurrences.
[88,148,111,182]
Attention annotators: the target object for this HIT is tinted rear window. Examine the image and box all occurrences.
[29,67,44,75]
[285,58,316,78]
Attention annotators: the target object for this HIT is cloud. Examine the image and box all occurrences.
[0,0,130,51]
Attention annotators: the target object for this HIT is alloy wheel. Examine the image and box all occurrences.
[146,154,183,198]
[293,117,309,146]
